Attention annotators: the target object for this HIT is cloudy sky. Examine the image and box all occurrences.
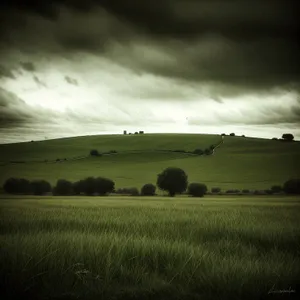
[0,0,299,143]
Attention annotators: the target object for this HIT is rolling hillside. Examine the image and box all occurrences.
[0,134,299,191]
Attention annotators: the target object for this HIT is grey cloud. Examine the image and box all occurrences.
[20,62,36,72]
[0,65,15,79]
[65,75,78,86]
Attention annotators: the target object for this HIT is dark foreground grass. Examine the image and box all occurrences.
[1,196,300,300]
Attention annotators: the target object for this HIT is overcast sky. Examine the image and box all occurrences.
[0,0,299,143]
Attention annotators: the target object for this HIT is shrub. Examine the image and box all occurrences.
[157,167,188,197]
[82,177,96,195]
[271,185,282,193]
[265,189,273,195]
[253,190,267,195]
[188,183,207,197]
[242,135,245,137]
[242,189,250,193]
[109,150,117,154]
[282,133,294,141]
[134,132,139,135]
[272,137,278,141]
[128,187,139,196]
[229,133,235,136]
[204,148,212,155]
[53,179,73,196]
[211,187,221,193]
[141,183,156,196]
[221,133,226,136]
[31,180,52,195]
[90,149,100,156]
[193,149,204,155]
[56,158,60,162]
[3,178,32,194]
[209,145,215,150]
[283,179,300,194]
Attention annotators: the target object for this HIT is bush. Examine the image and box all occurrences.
[221,133,226,136]
[265,189,273,195]
[134,132,139,135]
[209,145,215,150]
[226,189,240,194]
[204,148,213,155]
[242,189,250,193]
[128,187,139,196]
[253,190,267,195]
[242,135,245,137]
[271,185,282,193]
[3,178,32,194]
[157,167,188,197]
[31,180,52,195]
[90,149,100,156]
[282,133,294,141]
[211,187,221,193]
[283,179,300,194]
[272,137,278,141]
[141,183,156,196]
[188,183,207,197]
[53,179,73,196]
[193,149,204,155]
[229,133,235,136]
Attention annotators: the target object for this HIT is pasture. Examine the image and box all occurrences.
[1,196,299,300]
[0,134,300,191]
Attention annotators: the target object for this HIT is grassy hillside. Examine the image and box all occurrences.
[0,134,299,191]
[1,196,299,300]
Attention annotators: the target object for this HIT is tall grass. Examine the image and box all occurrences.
[1,196,299,300]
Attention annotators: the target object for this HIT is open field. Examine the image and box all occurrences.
[0,134,300,191]
[1,196,299,300]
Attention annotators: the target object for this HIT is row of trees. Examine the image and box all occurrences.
[272,133,294,142]
[3,168,300,196]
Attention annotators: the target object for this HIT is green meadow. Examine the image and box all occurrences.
[0,133,299,191]
[1,196,300,300]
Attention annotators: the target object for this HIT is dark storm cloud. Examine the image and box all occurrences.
[0,65,16,79]
[20,62,36,72]
[65,76,78,86]
[0,0,299,95]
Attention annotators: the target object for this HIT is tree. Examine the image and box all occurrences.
[3,178,32,194]
[188,183,207,197]
[230,133,235,136]
[283,179,300,194]
[271,185,282,193]
[282,133,294,141]
[272,137,278,141]
[73,180,85,195]
[31,180,52,195]
[54,179,73,195]
[157,167,188,197]
[95,177,115,195]
[82,177,96,195]
[141,183,156,196]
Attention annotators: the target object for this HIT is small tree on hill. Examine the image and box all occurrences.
[282,133,294,141]
[157,167,188,197]
[188,183,207,197]
[230,133,235,136]
[141,183,156,196]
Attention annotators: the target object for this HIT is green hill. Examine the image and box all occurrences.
[0,133,299,191]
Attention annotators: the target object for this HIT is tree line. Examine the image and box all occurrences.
[2,167,300,197]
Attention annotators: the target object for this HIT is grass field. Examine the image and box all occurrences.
[1,196,299,300]
[0,133,300,191]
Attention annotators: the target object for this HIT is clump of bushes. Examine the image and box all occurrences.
[193,149,204,155]
[211,187,221,193]
[188,183,207,197]
[116,187,139,196]
[141,184,156,196]
[271,185,282,193]
[90,149,101,157]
